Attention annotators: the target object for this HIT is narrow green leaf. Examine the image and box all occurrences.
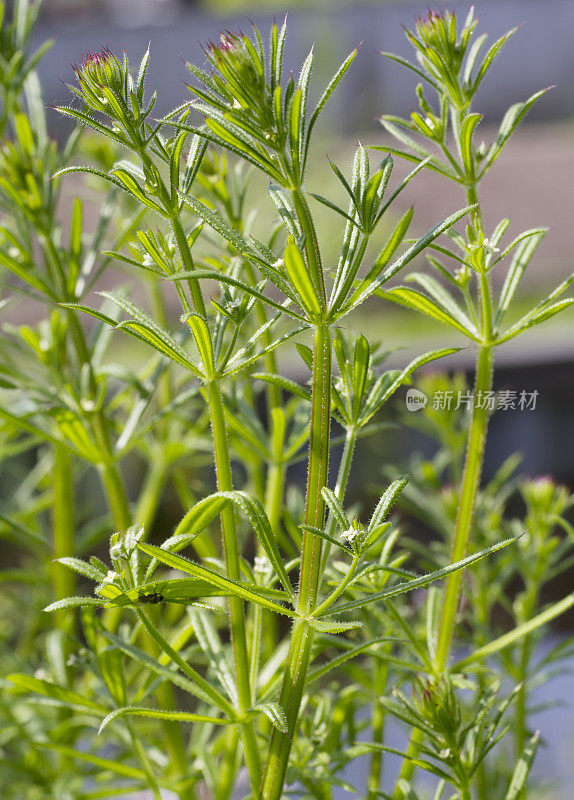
[379,286,481,340]
[101,629,219,707]
[406,273,479,334]
[98,292,203,376]
[505,733,540,800]
[110,168,163,214]
[352,335,370,418]
[252,372,311,402]
[168,269,306,323]
[283,240,321,318]
[53,109,128,147]
[54,557,106,582]
[287,87,303,179]
[99,706,230,735]
[496,230,546,322]
[326,536,520,616]
[184,313,214,375]
[299,524,353,555]
[321,487,350,531]
[224,324,308,377]
[169,129,189,194]
[217,491,294,600]
[369,477,409,530]
[38,743,147,780]
[459,112,482,174]
[472,28,518,93]
[360,346,460,425]
[8,674,105,712]
[133,611,236,716]
[180,194,254,255]
[342,205,476,317]
[497,299,574,344]
[454,591,574,670]
[138,543,296,617]
[480,89,549,175]
[303,46,358,171]
[104,579,226,607]
[174,495,229,540]
[349,743,452,784]
[253,702,288,733]
[307,618,362,633]
[50,596,102,619]
[381,51,439,89]
[188,608,238,703]
[307,638,393,684]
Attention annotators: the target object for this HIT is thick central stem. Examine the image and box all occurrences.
[259,322,332,799]
[435,343,493,669]
[435,177,493,671]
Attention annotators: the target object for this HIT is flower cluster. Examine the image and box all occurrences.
[408,8,478,107]
[72,48,126,113]
[198,30,274,133]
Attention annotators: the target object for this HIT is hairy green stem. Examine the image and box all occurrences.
[435,344,493,669]
[52,445,75,630]
[52,444,75,773]
[129,723,163,800]
[515,579,539,797]
[98,459,132,533]
[206,378,262,789]
[394,153,494,800]
[320,426,357,573]
[251,412,287,693]
[172,217,207,318]
[260,322,332,799]
[215,728,240,800]
[367,645,391,800]
[134,458,167,532]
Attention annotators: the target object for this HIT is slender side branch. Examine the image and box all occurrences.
[206,378,262,789]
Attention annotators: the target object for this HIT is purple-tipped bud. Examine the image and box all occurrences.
[73,47,125,107]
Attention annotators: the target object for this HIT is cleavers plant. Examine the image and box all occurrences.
[370,10,574,797]
[1,3,573,800]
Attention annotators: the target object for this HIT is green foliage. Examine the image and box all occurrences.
[0,4,572,800]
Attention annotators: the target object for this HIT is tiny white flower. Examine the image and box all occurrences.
[340,526,358,543]
[142,253,154,267]
[102,570,118,585]
[110,543,122,561]
[482,238,500,254]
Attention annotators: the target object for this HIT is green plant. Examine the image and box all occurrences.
[369,9,574,797]
[1,4,573,800]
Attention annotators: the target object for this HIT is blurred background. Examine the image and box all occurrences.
[10,0,574,794]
